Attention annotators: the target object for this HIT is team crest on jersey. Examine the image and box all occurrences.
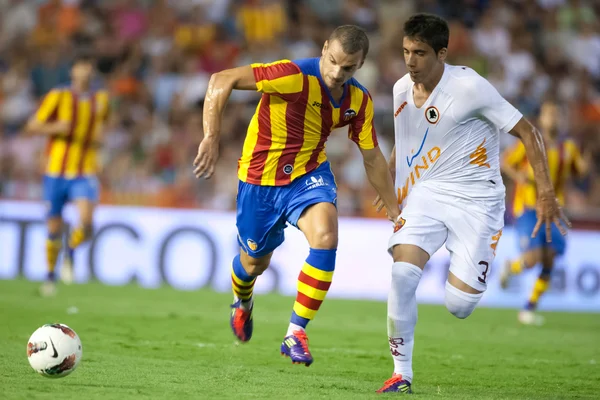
[283,164,293,175]
[425,106,440,124]
[393,217,406,233]
[247,239,258,251]
[343,108,357,121]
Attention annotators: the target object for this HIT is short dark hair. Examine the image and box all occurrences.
[73,50,95,65]
[403,14,449,54]
[328,25,369,59]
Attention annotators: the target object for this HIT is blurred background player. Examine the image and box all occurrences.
[500,99,590,325]
[24,52,110,297]
[193,25,399,366]
[376,14,568,394]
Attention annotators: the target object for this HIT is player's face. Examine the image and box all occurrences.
[320,39,364,90]
[71,61,94,85]
[403,37,446,84]
[539,102,559,134]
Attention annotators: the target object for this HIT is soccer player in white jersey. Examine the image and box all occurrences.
[375,14,570,394]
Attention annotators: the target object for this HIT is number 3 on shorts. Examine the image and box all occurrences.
[477,261,489,284]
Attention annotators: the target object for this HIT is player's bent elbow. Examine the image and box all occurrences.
[212,66,257,91]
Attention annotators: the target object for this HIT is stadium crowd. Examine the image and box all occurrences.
[1,0,599,220]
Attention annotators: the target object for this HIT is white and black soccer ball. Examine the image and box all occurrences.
[27,324,82,378]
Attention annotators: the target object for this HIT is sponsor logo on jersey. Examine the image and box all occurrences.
[305,175,326,189]
[398,146,442,205]
[469,138,491,168]
[407,128,429,167]
[394,101,408,117]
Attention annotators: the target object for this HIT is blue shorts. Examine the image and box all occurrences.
[516,209,566,256]
[236,161,337,257]
[43,175,100,217]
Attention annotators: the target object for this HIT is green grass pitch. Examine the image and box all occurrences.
[1,279,599,399]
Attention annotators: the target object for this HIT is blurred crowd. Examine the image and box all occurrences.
[1,0,600,220]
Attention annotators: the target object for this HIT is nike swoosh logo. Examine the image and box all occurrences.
[407,128,429,167]
[49,338,58,358]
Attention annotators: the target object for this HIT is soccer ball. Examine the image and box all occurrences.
[26,324,82,378]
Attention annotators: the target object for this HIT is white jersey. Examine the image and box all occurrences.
[393,64,522,207]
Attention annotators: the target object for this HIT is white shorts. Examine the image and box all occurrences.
[388,185,505,292]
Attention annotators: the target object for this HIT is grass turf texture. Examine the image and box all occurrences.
[1,279,598,399]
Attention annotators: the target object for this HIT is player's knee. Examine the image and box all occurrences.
[239,251,272,276]
[243,262,267,276]
[309,229,338,249]
[444,282,483,319]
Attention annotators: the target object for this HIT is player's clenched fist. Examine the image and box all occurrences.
[193,136,219,179]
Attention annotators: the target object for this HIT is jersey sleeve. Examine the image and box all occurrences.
[97,90,111,122]
[503,141,527,166]
[251,60,303,101]
[566,140,586,177]
[34,89,62,122]
[471,75,522,132]
[348,91,378,150]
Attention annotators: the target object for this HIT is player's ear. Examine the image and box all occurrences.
[437,48,448,62]
[322,40,329,56]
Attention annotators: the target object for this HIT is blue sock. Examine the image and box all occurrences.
[232,254,254,282]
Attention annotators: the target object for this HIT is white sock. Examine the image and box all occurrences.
[387,261,422,383]
[286,323,305,337]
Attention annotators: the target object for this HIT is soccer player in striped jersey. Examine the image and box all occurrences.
[500,100,590,325]
[194,25,400,366]
[25,52,110,297]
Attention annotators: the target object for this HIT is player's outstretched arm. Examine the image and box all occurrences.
[24,119,70,136]
[373,145,396,213]
[360,146,401,224]
[23,89,70,137]
[509,117,571,239]
[193,66,257,179]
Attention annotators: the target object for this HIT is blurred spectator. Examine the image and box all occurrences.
[0,0,598,221]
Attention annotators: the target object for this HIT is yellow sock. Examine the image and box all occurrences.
[68,226,87,250]
[231,270,256,302]
[46,236,62,277]
[231,255,256,303]
[510,259,523,275]
[528,278,550,308]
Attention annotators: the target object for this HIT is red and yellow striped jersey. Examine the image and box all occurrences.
[238,58,378,186]
[35,88,110,178]
[503,139,585,217]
